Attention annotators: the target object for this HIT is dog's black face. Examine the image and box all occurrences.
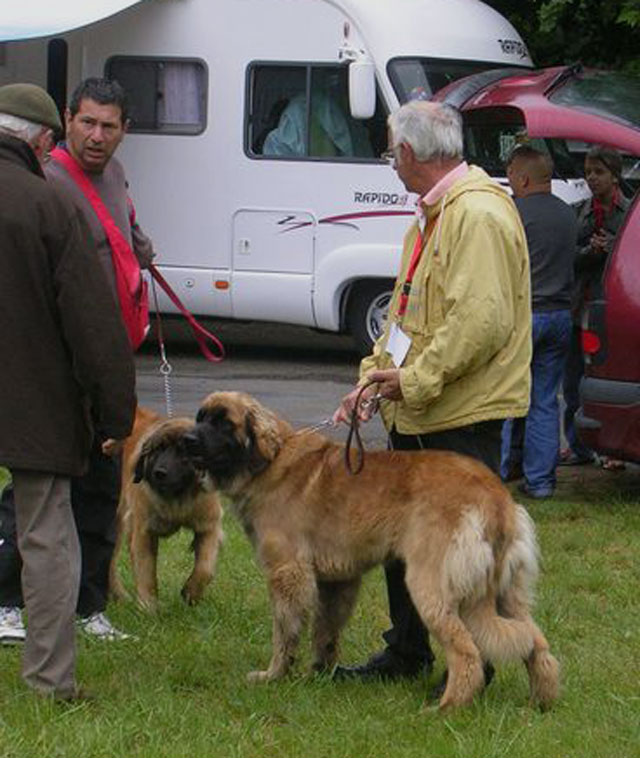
[134,434,199,499]
[184,404,268,487]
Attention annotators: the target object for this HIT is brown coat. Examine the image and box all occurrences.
[0,135,136,476]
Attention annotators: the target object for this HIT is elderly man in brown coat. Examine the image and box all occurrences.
[0,83,136,701]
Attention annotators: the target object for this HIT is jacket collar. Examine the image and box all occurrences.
[0,134,45,178]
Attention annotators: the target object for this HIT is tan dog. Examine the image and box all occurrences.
[185,391,559,711]
[110,407,223,611]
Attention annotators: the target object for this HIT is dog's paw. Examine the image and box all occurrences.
[247,670,271,684]
[136,595,158,613]
[180,586,204,606]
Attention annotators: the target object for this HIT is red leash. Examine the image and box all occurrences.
[148,264,225,363]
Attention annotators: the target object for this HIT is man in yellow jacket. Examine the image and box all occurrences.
[333,101,531,689]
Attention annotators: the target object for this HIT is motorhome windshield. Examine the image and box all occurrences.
[388,58,526,102]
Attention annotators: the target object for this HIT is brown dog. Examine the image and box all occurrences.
[185,391,559,711]
[110,406,223,611]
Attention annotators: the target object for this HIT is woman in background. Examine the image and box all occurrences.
[561,146,630,470]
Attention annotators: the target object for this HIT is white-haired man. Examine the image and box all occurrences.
[0,83,136,700]
[333,101,532,694]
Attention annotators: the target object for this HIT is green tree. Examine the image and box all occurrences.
[486,0,640,73]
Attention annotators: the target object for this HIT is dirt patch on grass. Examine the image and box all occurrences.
[555,460,640,503]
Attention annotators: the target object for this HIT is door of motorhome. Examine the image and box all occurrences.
[1,0,535,353]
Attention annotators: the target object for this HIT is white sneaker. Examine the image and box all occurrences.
[77,612,134,641]
[0,606,26,645]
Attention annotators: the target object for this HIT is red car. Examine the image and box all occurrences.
[577,194,640,462]
[434,65,640,462]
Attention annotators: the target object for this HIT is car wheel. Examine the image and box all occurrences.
[347,280,394,356]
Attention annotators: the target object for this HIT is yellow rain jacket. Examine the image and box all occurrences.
[360,165,531,435]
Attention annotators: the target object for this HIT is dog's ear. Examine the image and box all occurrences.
[244,416,269,475]
[244,404,282,474]
[133,452,147,483]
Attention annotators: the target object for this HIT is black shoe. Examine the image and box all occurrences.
[503,462,523,483]
[429,662,496,700]
[333,648,431,682]
[54,686,96,705]
[34,685,96,705]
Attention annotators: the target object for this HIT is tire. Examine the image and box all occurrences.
[347,279,394,356]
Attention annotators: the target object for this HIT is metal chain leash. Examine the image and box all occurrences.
[150,274,174,418]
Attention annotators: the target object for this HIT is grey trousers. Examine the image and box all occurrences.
[12,470,80,697]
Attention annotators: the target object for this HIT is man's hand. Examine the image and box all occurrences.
[366,368,403,401]
[101,438,125,457]
[332,384,379,426]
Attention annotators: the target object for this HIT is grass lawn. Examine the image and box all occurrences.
[0,464,638,758]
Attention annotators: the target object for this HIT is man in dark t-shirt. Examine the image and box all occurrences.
[501,145,577,498]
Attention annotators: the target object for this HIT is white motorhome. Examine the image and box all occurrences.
[2,0,539,353]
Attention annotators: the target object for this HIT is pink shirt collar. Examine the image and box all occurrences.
[422,161,469,206]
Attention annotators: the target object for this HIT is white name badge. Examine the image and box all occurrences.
[386,323,411,367]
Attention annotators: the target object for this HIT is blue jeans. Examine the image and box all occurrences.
[502,309,572,494]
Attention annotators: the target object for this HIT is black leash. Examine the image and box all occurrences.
[344,380,382,475]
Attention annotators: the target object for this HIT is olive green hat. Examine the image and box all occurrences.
[0,83,62,132]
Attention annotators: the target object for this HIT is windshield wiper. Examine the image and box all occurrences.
[543,62,583,96]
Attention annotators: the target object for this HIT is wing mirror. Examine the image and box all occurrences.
[339,39,376,120]
[348,57,376,120]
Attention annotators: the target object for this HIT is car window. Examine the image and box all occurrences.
[549,70,640,130]
[462,109,579,179]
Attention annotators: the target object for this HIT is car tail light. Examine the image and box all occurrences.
[582,329,601,355]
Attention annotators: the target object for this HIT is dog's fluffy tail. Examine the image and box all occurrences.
[463,598,535,663]
[444,504,559,704]
[445,505,539,663]
[498,503,540,606]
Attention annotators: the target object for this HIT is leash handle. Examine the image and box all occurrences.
[344,380,379,476]
[148,264,225,363]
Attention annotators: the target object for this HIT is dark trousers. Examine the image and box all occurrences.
[0,439,120,616]
[382,419,503,663]
[0,484,22,607]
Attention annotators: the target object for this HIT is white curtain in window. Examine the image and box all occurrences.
[158,63,202,126]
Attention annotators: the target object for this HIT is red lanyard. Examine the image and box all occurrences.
[397,219,435,318]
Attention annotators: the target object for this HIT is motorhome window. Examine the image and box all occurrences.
[248,63,387,161]
[105,57,207,134]
[388,58,522,102]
